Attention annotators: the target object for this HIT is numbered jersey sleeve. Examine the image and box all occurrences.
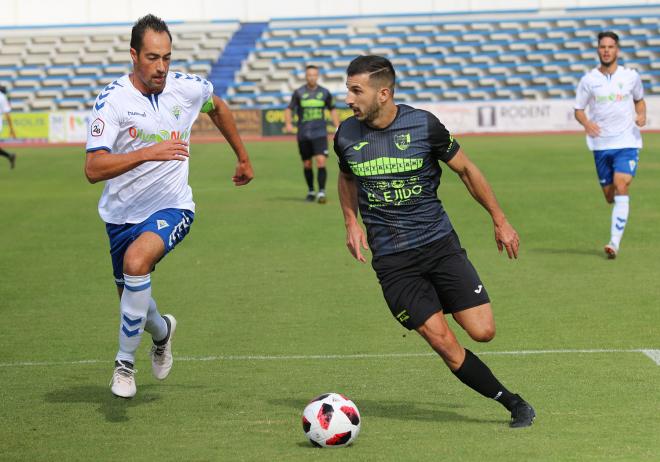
[324,89,336,110]
[632,70,644,101]
[287,89,300,111]
[0,93,10,114]
[333,122,352,174]
[174,73,214,113]
[86,96,121,153]
[426,111,460,163]
[574,76,591,110]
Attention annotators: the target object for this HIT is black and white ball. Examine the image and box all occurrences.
[302,393,361,448]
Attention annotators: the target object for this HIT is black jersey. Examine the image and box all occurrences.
[334,104,460,256]
[288,85,335,140]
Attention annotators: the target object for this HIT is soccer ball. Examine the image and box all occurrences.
[301,392,361,448]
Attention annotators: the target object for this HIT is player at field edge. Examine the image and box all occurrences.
[284,65,339,204]
[85,14,254,398]
[574,31,646,259]
[0,85,17,169]
[335,56,535,428]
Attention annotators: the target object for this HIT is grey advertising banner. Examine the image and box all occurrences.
[416,96,659,135]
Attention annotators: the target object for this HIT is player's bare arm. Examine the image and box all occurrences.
[84,139,190,183]
[206,94,254,186]
[283,107,295,133]
[5,113,16,139]
[330,108,340,129]
[446,149,519,259]
[634,98,646,127]
[574,109,601,137]
[338,170,368,263]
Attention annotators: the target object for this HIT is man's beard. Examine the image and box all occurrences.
[361,100,381,124]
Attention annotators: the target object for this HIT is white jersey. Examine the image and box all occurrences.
[86,72,213,224]
[574,66,644,151]
[0,91,10,132]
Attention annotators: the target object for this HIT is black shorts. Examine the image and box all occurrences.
[371,231,490,330]
[298,136,328,161]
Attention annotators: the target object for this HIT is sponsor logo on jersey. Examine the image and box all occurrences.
[394,133,411,151]
[474,285,483,294]
[366,178,424,207]
[128,127,191,143]
[447,135,455,152]
[395,309,410,324]
[348,156,423,177]
[353,141,369,151]
[91,118,105,137]
[595,93,630,103]
[157,219,169,230]
[128,111,146,117]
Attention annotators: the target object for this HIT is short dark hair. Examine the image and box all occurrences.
[305,65,319,71]
[0,85,6,95]
[347,55,396,91]
[598,31,619,45]
[130,14,172,54]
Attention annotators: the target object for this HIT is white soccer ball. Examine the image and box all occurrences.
[301,392,361,448]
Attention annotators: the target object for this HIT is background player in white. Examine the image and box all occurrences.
[0,85,17,169]
[574,31,646,259]
[85,15,254,398]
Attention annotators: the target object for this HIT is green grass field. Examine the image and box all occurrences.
[1,134,659,461]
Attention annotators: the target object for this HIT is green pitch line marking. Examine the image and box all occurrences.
[1,349,659,368]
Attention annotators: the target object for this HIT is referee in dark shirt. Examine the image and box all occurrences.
[285,65,339,203]
[335,56,535,428]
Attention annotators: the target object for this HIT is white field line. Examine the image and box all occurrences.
[640,349,660,365]
[0,348,658,368]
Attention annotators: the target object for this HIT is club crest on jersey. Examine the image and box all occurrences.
[91,118,105,137]
[394,133,411,151]
[171,105,182,120]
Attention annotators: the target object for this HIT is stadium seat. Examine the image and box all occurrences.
[2,10,658,111]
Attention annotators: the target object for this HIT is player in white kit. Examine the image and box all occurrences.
[574,31,646,259]
[0,85,17,168]
[85,15,254,398]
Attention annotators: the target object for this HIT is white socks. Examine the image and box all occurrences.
[610,195,629,249]
[144,297,168,343]
[116,274,151,364]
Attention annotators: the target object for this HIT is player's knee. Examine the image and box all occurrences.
[614,184,629,196]
[468,325,496,342]
[122,252,152,276]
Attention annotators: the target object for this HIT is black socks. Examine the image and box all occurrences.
[317,167,327,191]
[452,349,517,411]
[304,168,314,191]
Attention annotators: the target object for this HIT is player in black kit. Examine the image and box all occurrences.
[335,56,535,428]
[285,65,339,203]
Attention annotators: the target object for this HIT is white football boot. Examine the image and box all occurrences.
[604,242,618,259]
[110,360,137,398]
[149,314,177,380]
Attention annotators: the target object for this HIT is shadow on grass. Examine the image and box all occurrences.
[529,247,604,257]
[44,385,161,423]
[271,397,501,425]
